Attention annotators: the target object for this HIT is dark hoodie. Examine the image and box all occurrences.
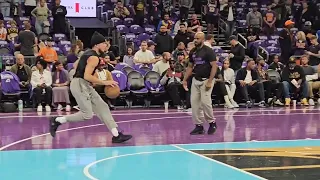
[154,32,173,55]
[173,30,194,48]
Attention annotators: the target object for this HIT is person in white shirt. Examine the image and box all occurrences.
[133,41,156,64]
[222,59,238,107]
[31,56,53,112]
[152,52,171,75]
[204,34,215,48]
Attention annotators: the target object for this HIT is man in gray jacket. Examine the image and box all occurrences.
[179,0,193,20]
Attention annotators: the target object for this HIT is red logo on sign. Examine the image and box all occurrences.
[75,3,80,13]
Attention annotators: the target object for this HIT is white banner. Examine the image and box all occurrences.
[60,0,97,17]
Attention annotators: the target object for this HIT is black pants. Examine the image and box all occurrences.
[263,81,283,100]
[239,83,265,102]
[135,14,144,27]
[179,7,189,20]
[166,83,185,106]
[24,5,36,17]
[33,86,52,105]
[214,81,228,96]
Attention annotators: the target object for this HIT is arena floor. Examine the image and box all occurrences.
[0,107,319,180]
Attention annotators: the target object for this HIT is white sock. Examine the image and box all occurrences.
[111,128,119,137]
[55,117,67,124]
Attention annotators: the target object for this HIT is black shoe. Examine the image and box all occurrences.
[208,122,217,135]
[112,132,132,143]
[49,117,61,138]
[190,125,205,135]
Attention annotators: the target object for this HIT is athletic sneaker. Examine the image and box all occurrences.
[190,125,205,135]
[309,99,315,106]
[208,122,217,135]
[49,117,61,138]
[112,132,133,143]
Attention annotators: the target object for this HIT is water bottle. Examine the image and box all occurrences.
[18,100,23,111]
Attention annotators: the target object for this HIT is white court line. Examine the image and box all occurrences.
[0,116,190,151]
[171,145,267,180]
[83,150,182,180]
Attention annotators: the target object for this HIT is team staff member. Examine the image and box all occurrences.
[182,32,218,135]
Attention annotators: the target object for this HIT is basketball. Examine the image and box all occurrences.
[104,85,120,99]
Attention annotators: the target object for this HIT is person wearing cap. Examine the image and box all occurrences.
[305,35,320,68]
[38,37,58,63]
[279,20,295,64]
[281,57,309,106]
[49,31,132,143]
[229,35,245,71]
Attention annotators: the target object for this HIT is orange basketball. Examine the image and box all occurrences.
[104,85,120,99]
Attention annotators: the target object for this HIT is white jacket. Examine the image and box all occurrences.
[31,69,52,89]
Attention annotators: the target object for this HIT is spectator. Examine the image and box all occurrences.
[268,55,284,74]
[0,12,3,20]
[0,0,11,17]
[114,0,130,19]
[66,44,79,64]
[31,0,50,35]
[271,0,286,28]
[76,39,84,57]
[133,41,155,64]
[246,5,262,33]
[263,3,277,37]
[162,0,172,14]
[173,18,188,35]
[236,59,266,108]
[38,37,58,63]
[173,23,193,49]
[157,13,174,33]
[31,56,52,112]
[148,0,162,27]
[147,40,156,55]
[7,20,18,42]
[24,0,37,17]
[282,57,309,106]
[205,0,219,35]
[154,25,173,55]
[51,61,71,111]
[305,35,320,68]
[246,26,259,58]
[229,35,245,71]
[296,1,314,29]
[152,52,170,75]
[204,34,215,48]
[23,20,37,34]
[0,20,7,40]
[123,47,134,67]
[301,55,320,106]
[221,0,236,39]
[104,42,118,67]
[188,14,202,33]
[186,41,195,54]
[279,20,295,64]
[132,0,146,26]
[221,59,238,108]
[179,0,193,20]
[107,38,120,60]
[52,0,67,34]
[172,42,186,61]
[16,23,37,56]
[294,31,307,55]
[256,58,284,106]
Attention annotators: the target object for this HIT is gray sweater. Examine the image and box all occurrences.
[246,11,262,27]
[222,68,235,84]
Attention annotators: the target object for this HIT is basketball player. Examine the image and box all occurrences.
[49,31,132,143]
[182,32,218,135]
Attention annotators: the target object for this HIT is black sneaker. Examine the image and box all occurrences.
[112,132,133,143]
[190,125,205,135]
[208,122,217,135]
[49,117,61,138]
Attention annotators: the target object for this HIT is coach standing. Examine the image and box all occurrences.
[182,32,218,135]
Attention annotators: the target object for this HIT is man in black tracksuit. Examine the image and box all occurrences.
[154,25,174,55]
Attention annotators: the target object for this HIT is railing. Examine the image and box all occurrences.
[217,18,227,43]
[66,19,76,44]
[237,33,247,49]
[258,46,269,62]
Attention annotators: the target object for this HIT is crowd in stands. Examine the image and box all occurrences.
[0,0,320,112]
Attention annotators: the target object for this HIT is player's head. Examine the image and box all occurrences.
[91,31,108,55]
[194,32,205,47]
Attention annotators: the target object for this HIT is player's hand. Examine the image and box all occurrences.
[104,80,118,87]
[182,80,188,91]
[205,80,213,91]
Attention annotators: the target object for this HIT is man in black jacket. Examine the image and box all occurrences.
[155,25,174,55]
[229,35,245,71]
[174,23,194,49]
[236,59,266,108]
[52,0,67,34]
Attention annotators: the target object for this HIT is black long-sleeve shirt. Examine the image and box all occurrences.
[281,65,306,83]
[230,43,245,71]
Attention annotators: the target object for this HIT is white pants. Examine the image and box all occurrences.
[225,84,236,100]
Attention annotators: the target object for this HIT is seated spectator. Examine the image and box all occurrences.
[172,42,186,61]
[186,41,195,54]
[31,0,50,34]
[236,59,266,108]
[147,40,156,55]
[133,41,156,64]
[16,22,37,56]
[294,31,307,56]
[66,44,79,64]
[246,5,262,33]
[263,3,276,37]
[76,39,84,57]
[157,13,174,33]
[305,35,320,68]
[38,37,58,63]
[154,25,174,55]
[268,55,284,74]
[0,20,7,40]
[114,0,130,19]
[51,61,71,111]
[173,19,188,35]
[188,14,202,33]
[300,55,320,106]
[214,66,234,108]
[7,20,19,42]
[174,23,194,49]
[153,52,170,75]
[105,42,118,67]
[160,58,185,110]
[221,58,238,108]
[31,56,52,112]
[256,58,284,106]
[246,26,259,58]
[107,38,120,60]
[204,34,215,48]
[229,35,245,71]
[282,57,309,106]
[123,47,134,67]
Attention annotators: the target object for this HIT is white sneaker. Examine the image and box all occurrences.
[309,99,315,106]
[57,104,63,111]
[45,105,51,112]
[230,99,239,108]
[37,105,43,112]
[224,102,234,109]
[66,105,71,112]
[317,99,320,105]
[177,106,184,110]
[267,98,273,104]
[274,99,284,106]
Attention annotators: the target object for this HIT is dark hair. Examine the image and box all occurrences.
[206,34,214,41]
[51,61,62,72]
[126,46,134,55]
[35,56,48,69]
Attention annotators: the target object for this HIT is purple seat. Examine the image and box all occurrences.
[137,33,150,41]
[144,25,155,34]
[111,70,129,92]
[66,63,74,71]
[115,63,129,71]
[217,61,223,67]
[241,61,247,68]
[213,47,223,54]
[238,20,247,28]
[121,66,135,75]
[58,41,71,55]
[107,10,114,19]
[270,35,279,40]
[111,17,123,26]
[130,25,144,34]
[259,36,268,40]
[124,18,134,27]
[144,71,164,93]
[3,17,13,25]
[0,41,12,55]
[125,33,136,42]
[53,46,63,55]
[266,46,281,55]
[53,34,67,42]
[116,25,129,34]
[2,55,15,65]
[127,70,148,93]
[266,40,278,47]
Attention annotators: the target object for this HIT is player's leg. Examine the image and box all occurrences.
[200,79,216,135]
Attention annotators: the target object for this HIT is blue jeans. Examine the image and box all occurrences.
[0,3,10,17]
[282,81,308,99]
[225,21,235,39]
[35,20,49,34]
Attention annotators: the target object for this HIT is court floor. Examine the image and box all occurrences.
[0,107,319,180]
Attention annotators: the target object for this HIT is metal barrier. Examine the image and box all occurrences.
[218,18,227,43]
[258,46,269,62]
[237,33,247,49]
